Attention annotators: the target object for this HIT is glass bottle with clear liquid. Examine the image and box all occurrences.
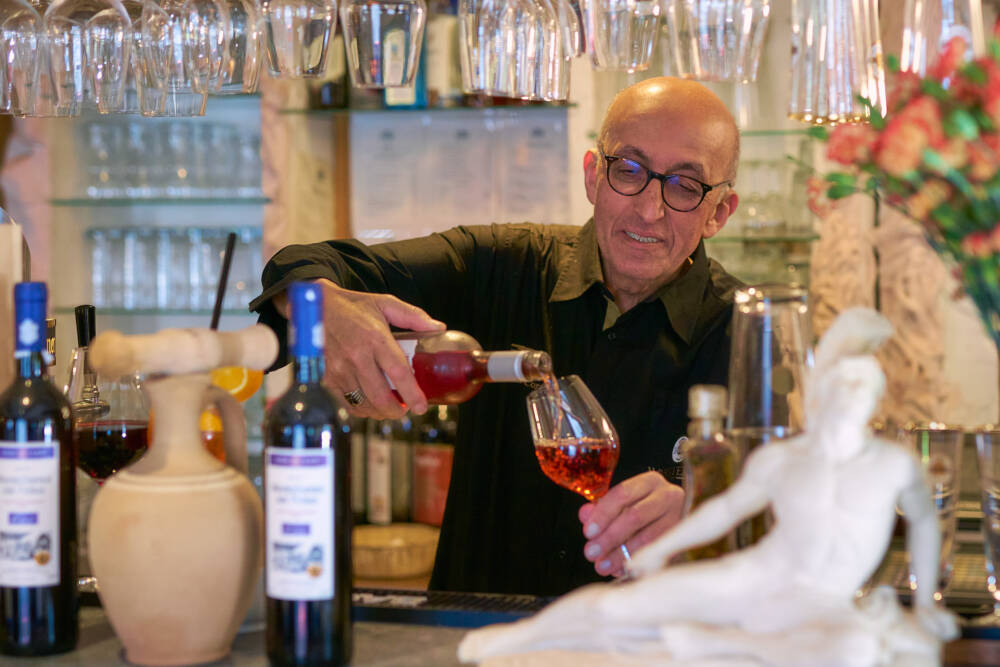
[682,384,739,561]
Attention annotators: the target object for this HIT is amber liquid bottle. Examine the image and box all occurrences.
[264,282,351,666]
[0,282,78,656]
[682,384,739,561]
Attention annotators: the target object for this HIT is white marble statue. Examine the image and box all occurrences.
[458,308,960,667]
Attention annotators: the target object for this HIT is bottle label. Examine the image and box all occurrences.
[366,435,392,525]
[384,339,418,390]
[486,351,525,381]
[0,441,60,587]
[265,447,334,601]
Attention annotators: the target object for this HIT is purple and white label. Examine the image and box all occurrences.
[265,446,334,601]
[0,441,60,587]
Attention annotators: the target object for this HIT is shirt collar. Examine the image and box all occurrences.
[549,219,711,345]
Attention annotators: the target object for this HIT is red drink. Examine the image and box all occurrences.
[534,437,619,501]
[411,351,484,404]
[75,420,149,482]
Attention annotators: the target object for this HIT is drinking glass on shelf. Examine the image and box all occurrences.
[340,0,427,88]
[970,426,1000,626]
[727,284,813,544]
[904,423,963,601]
[526,375,630,565]
[261,0,338,78]
[582,0,660,73]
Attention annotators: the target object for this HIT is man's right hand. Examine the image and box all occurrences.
[277,279,445,418]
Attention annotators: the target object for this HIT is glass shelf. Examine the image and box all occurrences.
[53,307,254,317]
[740,128,815,137]
[708,233,819,243]
[280,103,572,116]
[50,196,270,207]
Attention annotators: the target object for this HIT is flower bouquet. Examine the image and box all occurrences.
[813,32,1000,348]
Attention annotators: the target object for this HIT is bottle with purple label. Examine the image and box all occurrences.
[0,282,78,656]
[263,281,351,667]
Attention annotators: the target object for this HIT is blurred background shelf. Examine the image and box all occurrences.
[50,197,269,207]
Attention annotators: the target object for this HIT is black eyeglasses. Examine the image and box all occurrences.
[600,151,731,212]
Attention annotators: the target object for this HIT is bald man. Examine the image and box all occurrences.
[251,78,743,596]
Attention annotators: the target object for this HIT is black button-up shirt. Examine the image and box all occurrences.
[251,220,742,596]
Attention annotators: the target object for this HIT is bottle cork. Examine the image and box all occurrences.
[688,384,727,420]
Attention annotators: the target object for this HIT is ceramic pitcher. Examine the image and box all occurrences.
[87,325,277,666]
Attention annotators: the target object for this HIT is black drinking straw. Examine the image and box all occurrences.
[210,232,238,331]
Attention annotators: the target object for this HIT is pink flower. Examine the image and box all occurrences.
[874,96,945,177]
[928,36,968,81]
[904,179,952,220]
[962,231,993,257]
[826,123,878,165]
[886,71,923,112]
[937,138,970,170]
[967,139,1000,182]
[806,175,834,218]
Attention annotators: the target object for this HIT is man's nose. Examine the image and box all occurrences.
[634,180,667,221]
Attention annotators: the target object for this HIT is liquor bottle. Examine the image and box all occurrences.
[412,404,456,526]
[383,27,427,109]
[264,282,352,667]
[365,419,393,525]
[682,384,738,562]
[393,330,553,404]
[0,282,78,656]
[338,409,367,525]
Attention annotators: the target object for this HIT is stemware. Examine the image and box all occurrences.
[0,0,43,116]
[526,375,630,564]
[905,423,964,602]
[261,0,338,78]
[968,426,1000,627]
[582,0,660,73]
[340,0,426,88]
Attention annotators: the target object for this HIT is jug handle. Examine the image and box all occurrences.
[204,384,249,475]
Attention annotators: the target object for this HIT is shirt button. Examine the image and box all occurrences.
[557,549,567,560]
[607,331,616,340]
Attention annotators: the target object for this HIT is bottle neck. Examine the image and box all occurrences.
[18,351,47,380]
[688,417,724,441]
[294,354,324,385]
[479,349,553,383]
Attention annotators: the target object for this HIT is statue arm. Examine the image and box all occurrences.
[627,456,773,578]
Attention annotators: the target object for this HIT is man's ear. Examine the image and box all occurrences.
[583,149,599,205]
[703,190,739,238]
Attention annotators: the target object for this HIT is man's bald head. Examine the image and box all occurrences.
[597,77,740,181]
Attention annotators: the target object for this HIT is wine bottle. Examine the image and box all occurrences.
[264,282,352,667]
[393,330,553,404]
[412,404,456,526]
[0,282,78,656]
[682,384,738,562]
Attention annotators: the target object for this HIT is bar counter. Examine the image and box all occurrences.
[7,605,1000,666]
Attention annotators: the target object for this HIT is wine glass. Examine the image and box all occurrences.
[967,426,1000,627]
[525,375,629,564]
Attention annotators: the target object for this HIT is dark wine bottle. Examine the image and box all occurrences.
[264,282,351,667]
[0,282,78,656]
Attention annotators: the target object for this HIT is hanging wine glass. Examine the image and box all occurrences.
[217,0,263,93]
[0,0,43,116]
[183,0,229,94]
[261,0,338,78]
[581,0,660,73]
[340,0,426,88]
[140,0,208,115]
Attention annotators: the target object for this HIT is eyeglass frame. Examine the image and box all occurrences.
[599,150,732,213]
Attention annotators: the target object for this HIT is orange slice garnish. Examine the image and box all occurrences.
[210,366,264,402]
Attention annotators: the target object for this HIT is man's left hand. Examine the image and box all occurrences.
[578,471,684,578]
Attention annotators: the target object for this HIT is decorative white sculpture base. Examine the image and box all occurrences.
[459,309,958,667]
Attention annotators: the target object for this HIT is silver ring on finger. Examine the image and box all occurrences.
[344,388,366,406]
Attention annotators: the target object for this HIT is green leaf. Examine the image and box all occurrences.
[869,112,886,131]
[973,108,996,132]
[991,39,1000,61]
[887,53,900,73]
[921,79,949,101]
[806,126,829,141]
[931,203,958,230]
[827,183,856,199]
[824,172,856,186]
[961,61,988,85]
[946,109,980,139]
[865,175,879,192]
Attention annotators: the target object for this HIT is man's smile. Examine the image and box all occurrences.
[624,230,661,244]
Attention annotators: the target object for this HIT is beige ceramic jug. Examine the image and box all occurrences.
[87,325,278,666]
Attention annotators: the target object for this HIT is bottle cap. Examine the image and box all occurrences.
[288,282,323,357]
[688,384,727,419]
[75,304,96,347]
[13,281,47,353]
